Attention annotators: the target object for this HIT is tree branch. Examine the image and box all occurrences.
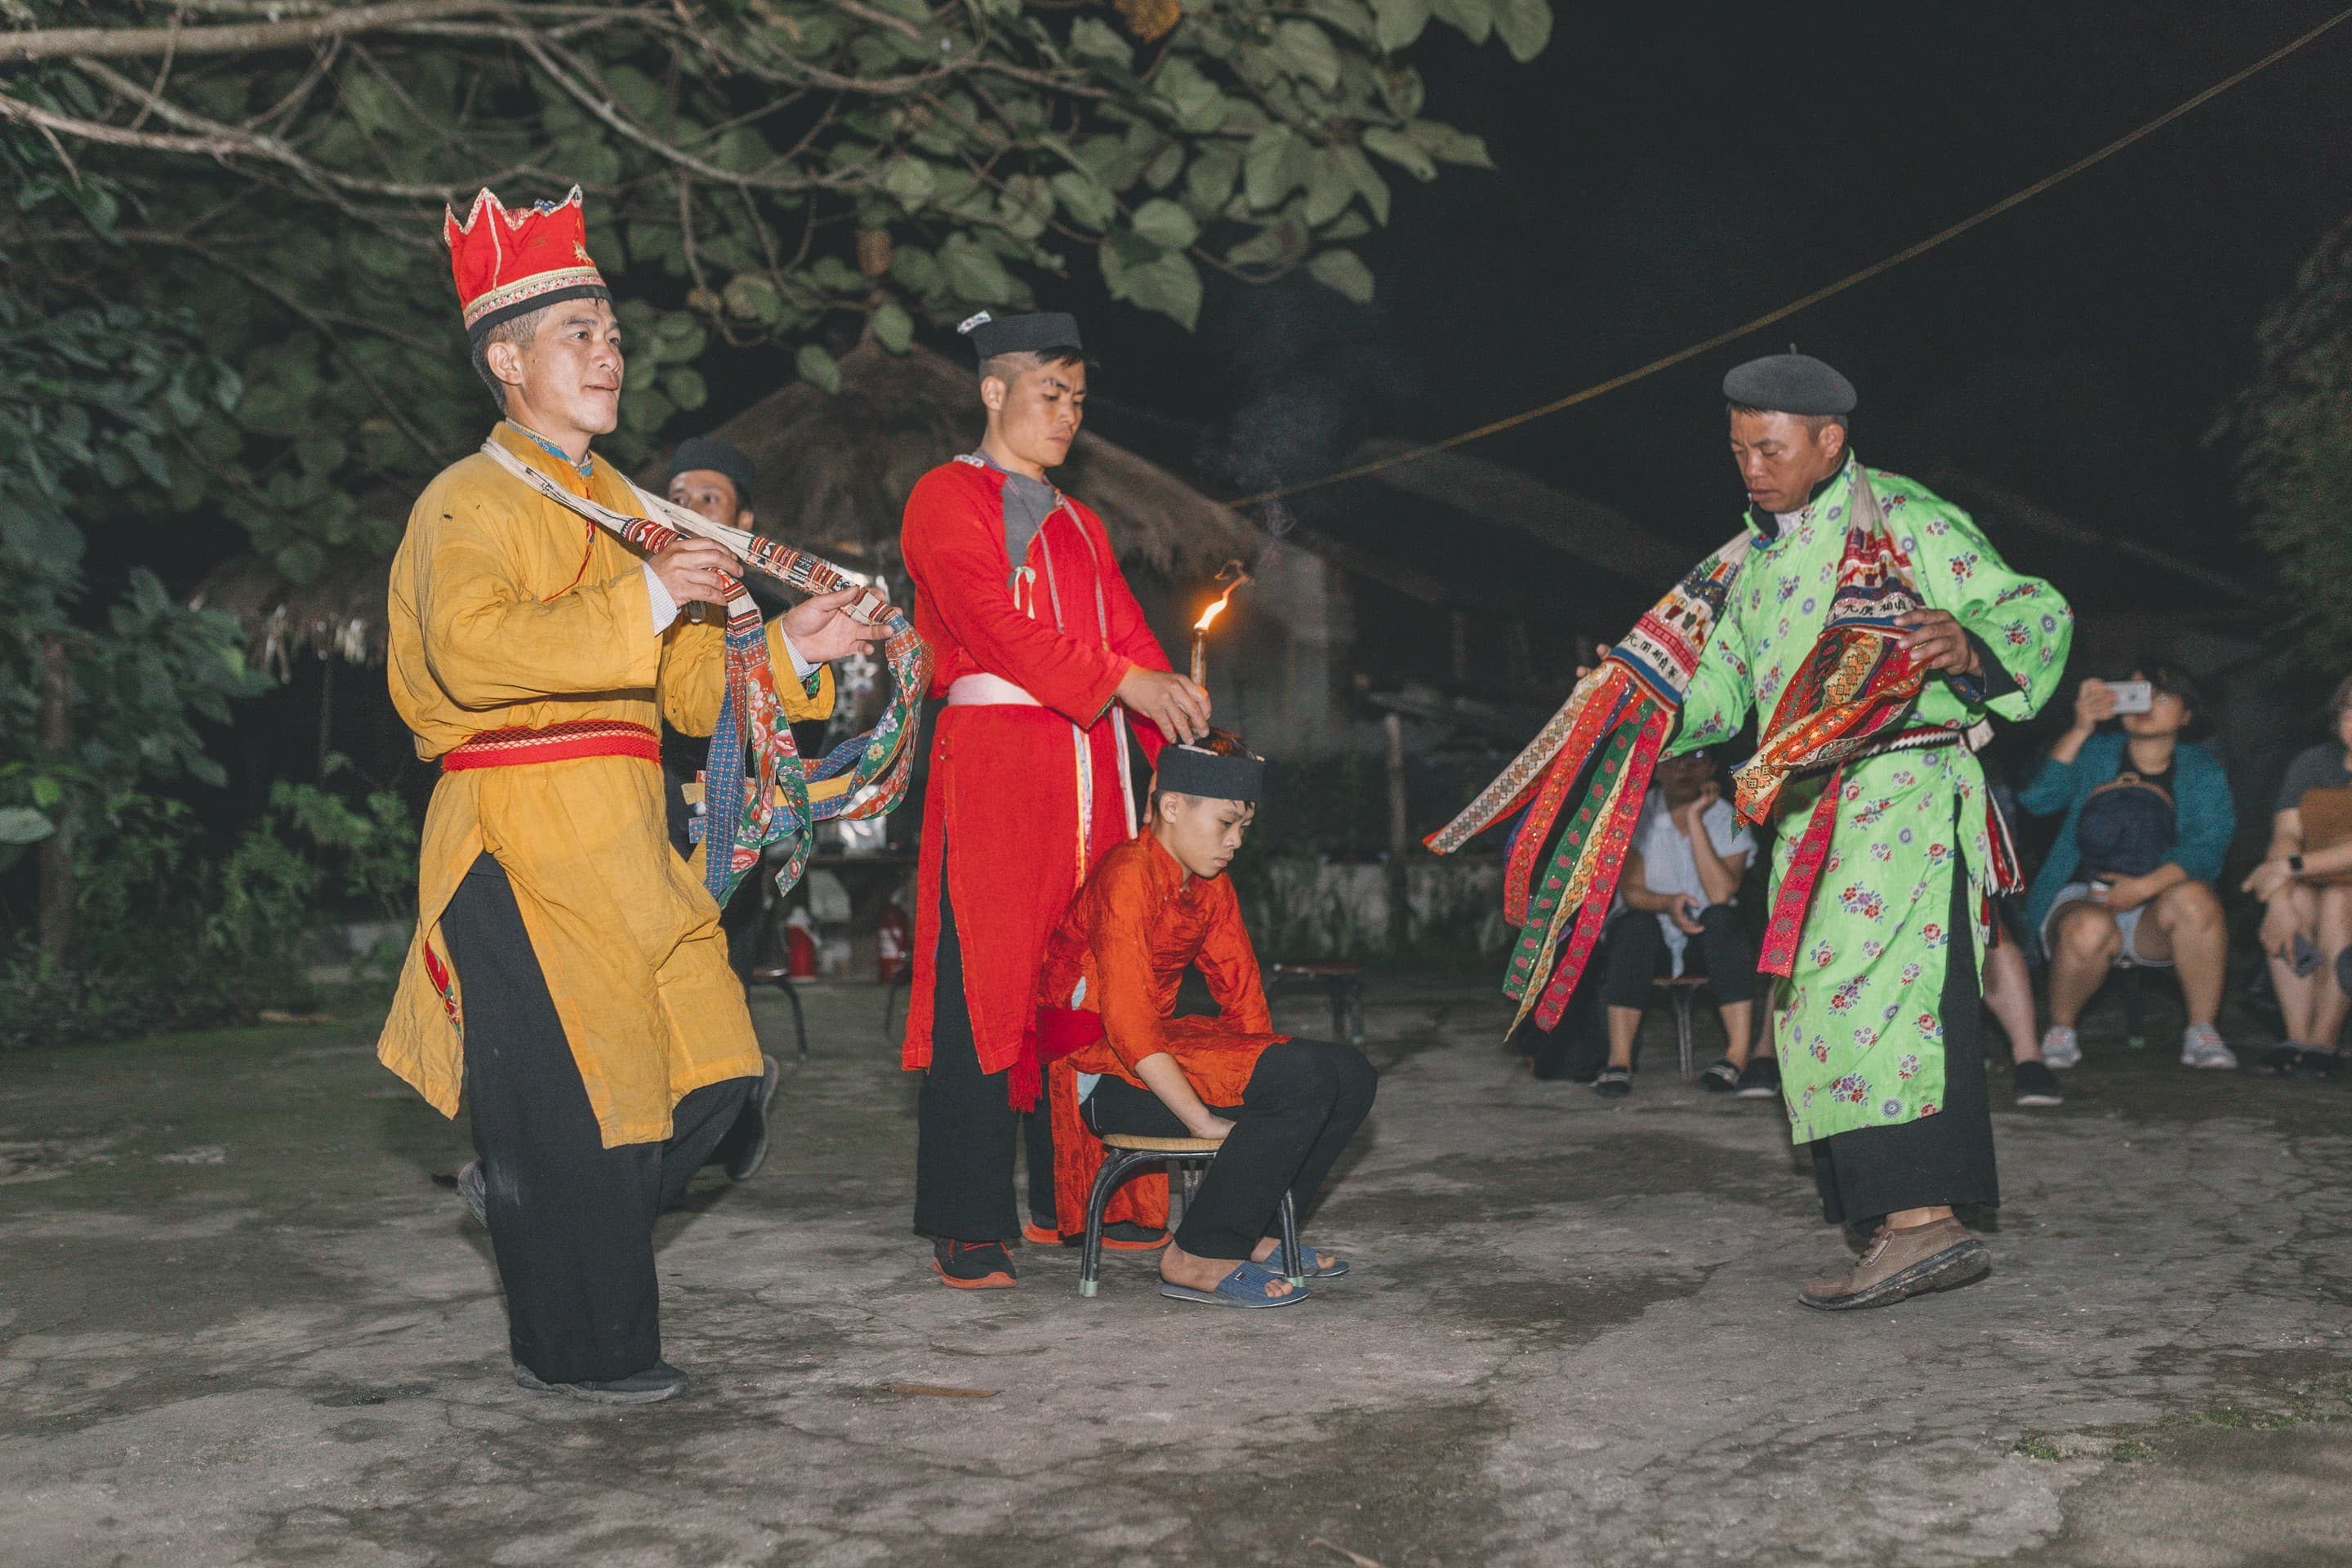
[2,0,510,62]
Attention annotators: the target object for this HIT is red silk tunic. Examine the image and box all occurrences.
[1034,832,1288,1236]
[898,457,1170,1103]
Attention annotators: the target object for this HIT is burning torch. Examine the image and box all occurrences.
[1190,561,1253,688]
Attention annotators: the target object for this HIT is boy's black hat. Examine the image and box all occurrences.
[1156,737,1265,804]
[958,310,1082,363]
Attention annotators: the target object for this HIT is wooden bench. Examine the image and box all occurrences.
[1079,1131,1303,1298]
[1267,961,1366,1044]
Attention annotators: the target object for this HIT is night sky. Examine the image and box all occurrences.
[1062,1,2352,621]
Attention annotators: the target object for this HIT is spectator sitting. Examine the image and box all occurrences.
[1592,748,1764,1100]
[2238,675,2352,1078]
[1981,759,2061,1107]
[2020,662,2237,1072]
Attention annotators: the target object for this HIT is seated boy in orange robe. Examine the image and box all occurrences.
[1036,732,1378,1307]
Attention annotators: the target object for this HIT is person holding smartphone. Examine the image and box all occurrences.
[2238,674,2352,1076]
[1591,748,1760,1099]
[2019,662,2237,1071]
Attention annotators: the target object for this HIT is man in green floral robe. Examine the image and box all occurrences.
[1669,353,2073,1311]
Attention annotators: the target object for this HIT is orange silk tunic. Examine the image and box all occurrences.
[377,423,834,1147]
[1034,832,1287,1234]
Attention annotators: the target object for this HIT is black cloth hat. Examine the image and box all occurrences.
[666,436,757,511]
[1722,353,1857,416]
[1155,740,1266,804]
[957,310,1083,363]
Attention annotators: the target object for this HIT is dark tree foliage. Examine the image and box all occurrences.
[2,0,1549,589]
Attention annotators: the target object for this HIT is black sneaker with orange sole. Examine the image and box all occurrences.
[933,1238,1017,1290]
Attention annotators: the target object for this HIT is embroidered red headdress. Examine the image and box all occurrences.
[443,186,608,341]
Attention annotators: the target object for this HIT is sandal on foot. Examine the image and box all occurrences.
[1159,1259,1309,1308]
[932,1238,1017,1290]
[1696,1059,1740,1094]
[1262,1241,1348,1279]
[1591,1066,1633,1100]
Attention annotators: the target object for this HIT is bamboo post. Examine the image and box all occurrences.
[36,635,75,970]
[1383,711,1409,954]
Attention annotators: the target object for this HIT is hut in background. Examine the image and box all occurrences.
[708,341,1346,758]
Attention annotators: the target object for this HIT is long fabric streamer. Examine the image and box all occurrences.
[480,440,930,902]
[1428,536,1752,1038]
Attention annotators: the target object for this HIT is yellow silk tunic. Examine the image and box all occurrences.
[378,423,834,1147]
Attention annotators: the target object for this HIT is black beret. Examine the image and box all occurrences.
[1156,740,1265,804]
[1722,353,1856,416]
[666,436,757,511]
[957,310,1083,363]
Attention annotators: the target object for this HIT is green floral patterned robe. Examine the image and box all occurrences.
[1668,459,2073,1141]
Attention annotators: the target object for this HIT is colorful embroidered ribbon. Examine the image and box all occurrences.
[479,440,930,902]
[1428,535,1752,1038]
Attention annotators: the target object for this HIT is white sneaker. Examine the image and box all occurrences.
[2180,1023,2238,1071]
[2039,1026,2082,1069]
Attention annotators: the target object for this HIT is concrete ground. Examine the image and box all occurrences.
[2,978,2350,1567]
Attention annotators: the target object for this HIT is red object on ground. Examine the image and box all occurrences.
[876,902,909,983]
[785,917,817,980]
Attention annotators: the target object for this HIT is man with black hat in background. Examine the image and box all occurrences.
[1665,352,2073,1309]
[654,434,880,866]
[898,310,1209,1289]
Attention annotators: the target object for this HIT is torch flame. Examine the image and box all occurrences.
[1192,563,1254,631]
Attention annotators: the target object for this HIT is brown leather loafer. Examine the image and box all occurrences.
[1799,1216,1989,1312]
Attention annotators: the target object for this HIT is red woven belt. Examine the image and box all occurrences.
[440,719,661,772]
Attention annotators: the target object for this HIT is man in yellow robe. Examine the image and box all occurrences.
[378,188,875,1404]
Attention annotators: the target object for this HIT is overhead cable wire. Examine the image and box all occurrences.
[1227,4,2352,510]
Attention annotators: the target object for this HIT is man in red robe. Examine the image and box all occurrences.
[899,310,1211,1288]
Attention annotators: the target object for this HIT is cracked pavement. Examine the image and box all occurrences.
[2,979,2348,1566]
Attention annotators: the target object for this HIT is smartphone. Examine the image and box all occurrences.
[2105,679,2154,715]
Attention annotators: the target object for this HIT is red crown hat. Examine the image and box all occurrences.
[444,186,608,341]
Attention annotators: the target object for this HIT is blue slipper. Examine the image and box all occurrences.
[1159,1260,1310,1308]
[1267,1243,1348,1279]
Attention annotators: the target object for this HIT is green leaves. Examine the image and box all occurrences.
[796,343,842,394]
[1,0,1555,650]
[1492,0,1554,61]
[1129,199,1200,252]
[1372,0,1435,50]
[1100,242,1203,331]
[1308,249,1376,304]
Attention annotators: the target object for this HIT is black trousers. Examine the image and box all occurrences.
[1600,903,1756,1009]
[1810,869,1998,1225]
[442,853,754,1384]
[1083,1039,1378,1259]
[911,878,1046,1242]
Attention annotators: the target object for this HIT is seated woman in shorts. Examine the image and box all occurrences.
[2020,662,2237,1071]
[2240,674,2352,1076]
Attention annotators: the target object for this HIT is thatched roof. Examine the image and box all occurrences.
[702,340,1263,579]
[190,549,390,671]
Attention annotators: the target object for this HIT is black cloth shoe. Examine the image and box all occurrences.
[1591,1066,1633,1099]
[1735,1057,1781,1100]
[932,1238,1017,1290]
[722,1054,783,1180]
[514,1360,688,1405]
[2012,1060,2063,1107]
[1696,1059,1740,1094]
